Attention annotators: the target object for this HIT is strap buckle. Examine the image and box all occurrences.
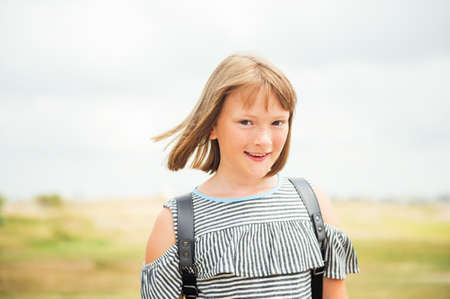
[181,270,198,298]
[312,266,325,275]
[312,260,328,276]
[182,284,198,298]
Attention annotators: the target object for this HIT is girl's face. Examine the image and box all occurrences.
[210,87,290,180]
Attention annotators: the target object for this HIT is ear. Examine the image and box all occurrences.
[209,127,217,140]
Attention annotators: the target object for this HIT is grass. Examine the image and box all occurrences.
[0,199,449,299]
[336,201,450,299]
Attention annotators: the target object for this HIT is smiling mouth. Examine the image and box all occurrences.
[244,151,270,161]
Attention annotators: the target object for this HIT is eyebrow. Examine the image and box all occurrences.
[240,114,289,119]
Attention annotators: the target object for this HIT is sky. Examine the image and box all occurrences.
[1,0,449,200]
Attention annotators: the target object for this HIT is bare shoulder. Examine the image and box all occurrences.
[145,207,177,264]
[310,183,341,227]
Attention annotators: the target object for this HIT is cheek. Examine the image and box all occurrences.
[273,129,289,149]
[229,126,249,142]
[273,130,288,157]
[219,126,248,149]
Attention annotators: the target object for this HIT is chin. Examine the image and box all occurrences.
[245,168,271,179]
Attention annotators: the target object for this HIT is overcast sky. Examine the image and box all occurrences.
[1,0,449,200]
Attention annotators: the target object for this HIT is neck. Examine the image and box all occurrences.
[199,168,278,198]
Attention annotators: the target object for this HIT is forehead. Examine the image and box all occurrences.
[223,85,289,115]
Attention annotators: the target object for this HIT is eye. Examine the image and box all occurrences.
[272,120,285,126]
[240,120,253,126]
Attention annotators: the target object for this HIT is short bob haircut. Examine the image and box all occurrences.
[153,53,297,177]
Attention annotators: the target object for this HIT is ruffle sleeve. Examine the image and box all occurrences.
[323,223,360,279]
[140,244,181,299]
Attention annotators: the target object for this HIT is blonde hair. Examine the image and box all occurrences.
[153,53,297,177]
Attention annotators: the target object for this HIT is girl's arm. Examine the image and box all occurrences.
[144,208,183,299]
[145,207,176,264]
[311,184,349,299]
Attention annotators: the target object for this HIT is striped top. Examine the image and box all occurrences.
[141,176,359,299]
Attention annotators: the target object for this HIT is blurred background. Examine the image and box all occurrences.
[1,1,449,298]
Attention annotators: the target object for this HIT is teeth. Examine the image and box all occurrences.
[249,153,265,157]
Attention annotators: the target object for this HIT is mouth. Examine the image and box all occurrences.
[244,151,270,161]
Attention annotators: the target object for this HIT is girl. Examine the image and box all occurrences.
[141,54,359,298]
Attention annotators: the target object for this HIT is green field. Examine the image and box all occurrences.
[0,199,449,298]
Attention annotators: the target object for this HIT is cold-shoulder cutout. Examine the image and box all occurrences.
[145,207,176,264]
[141,201,190,299]
[141,244,182,298]
[310,183,340,227]
[309,183,359,279]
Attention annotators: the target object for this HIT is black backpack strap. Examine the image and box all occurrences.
[175,193,198,299]
[288,177,327,299]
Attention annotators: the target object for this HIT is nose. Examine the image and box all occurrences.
[253,126,272,147]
